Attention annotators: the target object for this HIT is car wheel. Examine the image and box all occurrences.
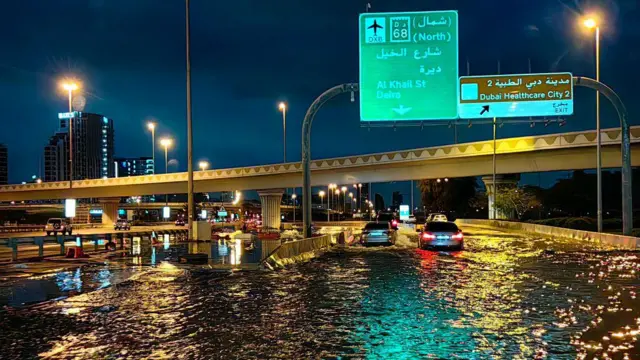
[46,231,51,236]
[68,230,72,236]
[53,231,57,236]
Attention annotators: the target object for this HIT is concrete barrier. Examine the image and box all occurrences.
[263,234,332,268]
[456,218,640,250]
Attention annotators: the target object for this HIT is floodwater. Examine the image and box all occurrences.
[1,227,639,359]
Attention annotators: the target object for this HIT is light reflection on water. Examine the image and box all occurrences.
[0,229,638,359]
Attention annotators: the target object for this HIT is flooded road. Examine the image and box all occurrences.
[1,227,639,359]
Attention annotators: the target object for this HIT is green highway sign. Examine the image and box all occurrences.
[359,11,459,122]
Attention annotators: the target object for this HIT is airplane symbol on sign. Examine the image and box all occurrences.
[368,19,383,35]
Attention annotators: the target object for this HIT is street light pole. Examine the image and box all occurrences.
[291,194,297,223]
[583,16,603,232]
[279,102,287,164]
[185,0,195,240]
[161,138,172,205]
[319,190,325,222]
[147,123,156,173]
[492,117,497,220]
[595,25,602,233]
[164,145,168,205]
[68,88,73,188]
[62,82,78,188]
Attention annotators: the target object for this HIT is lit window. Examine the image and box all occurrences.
[102,130,106,134]
[103,117,108,124]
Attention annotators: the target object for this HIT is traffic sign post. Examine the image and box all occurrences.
[359,11,459,122]
[458,73,574,119]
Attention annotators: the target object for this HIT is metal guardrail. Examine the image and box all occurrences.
[0,228,189,262]
[0,225,45,233]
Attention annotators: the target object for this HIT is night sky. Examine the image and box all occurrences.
[1,0,638,202]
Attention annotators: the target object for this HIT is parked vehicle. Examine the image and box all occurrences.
[114,219,131,231]
[418,221,463,250]
[361,222,395,246]
[45,218,73,236]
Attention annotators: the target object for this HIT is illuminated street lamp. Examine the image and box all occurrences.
[319,190,327,221]
[160,138,173,174]
[147,122,156,173]
[341,186,347,213]
[328,183,336,220]
[291,193,297,223]
[278,102,287,164]
[199,161,209,171]
[61,81,79,188]
[582,14,603,232]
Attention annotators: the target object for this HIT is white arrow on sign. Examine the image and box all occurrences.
[392,105,412,115]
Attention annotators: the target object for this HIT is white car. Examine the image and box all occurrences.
[45,218,73,236]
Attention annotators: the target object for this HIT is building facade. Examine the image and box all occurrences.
[44,133,68,182]
[0,144,7,185]
[44,112,115,182]
[114,157,154,177]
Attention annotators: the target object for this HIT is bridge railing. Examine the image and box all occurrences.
[0,228,189,262]
[0,225,46,233]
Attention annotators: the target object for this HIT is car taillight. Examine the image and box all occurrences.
[391,220,398,226]
[452,231,463,240]
[422,232,435,240]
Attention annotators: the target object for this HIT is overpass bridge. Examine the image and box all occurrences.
[0,127,638,227]
[1,126,638,202]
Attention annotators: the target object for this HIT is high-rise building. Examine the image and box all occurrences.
[44,133,68,182]
[0,144,7,185]
[114,157,154,177]
[43,112,115,182]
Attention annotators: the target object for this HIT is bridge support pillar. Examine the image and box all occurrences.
[481,175,519,220]
[257,189,284,230]
[100,198,121,225]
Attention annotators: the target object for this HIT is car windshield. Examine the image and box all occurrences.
[48,219,61,224]
[426,222,459,232]
[365,223,389,230]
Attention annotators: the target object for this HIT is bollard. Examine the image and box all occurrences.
[57,236,65,255]
[9,238,18,262]
[34,237,44,257]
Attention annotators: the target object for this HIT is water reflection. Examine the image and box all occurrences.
[1,229,639,359]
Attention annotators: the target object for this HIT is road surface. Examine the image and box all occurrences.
[0,226,638,359]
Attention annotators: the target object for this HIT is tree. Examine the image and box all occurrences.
[418,177,477,216]
[494,186,540,220]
